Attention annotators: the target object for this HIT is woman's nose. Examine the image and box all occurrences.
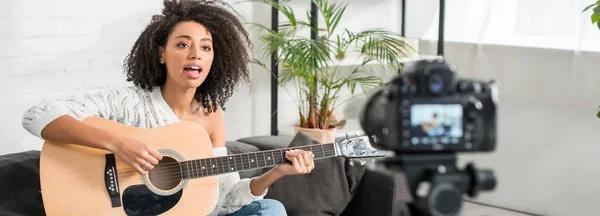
[188,46,201,60]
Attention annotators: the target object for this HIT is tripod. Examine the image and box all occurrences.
[381,153,497,216]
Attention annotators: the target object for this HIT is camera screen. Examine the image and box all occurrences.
[409,104,463,145]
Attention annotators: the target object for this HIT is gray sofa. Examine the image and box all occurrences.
[0,132,412,216]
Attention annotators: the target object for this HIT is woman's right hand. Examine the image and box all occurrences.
[107,136,163,175]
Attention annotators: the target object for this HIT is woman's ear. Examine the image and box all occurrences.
[159,46,165,64]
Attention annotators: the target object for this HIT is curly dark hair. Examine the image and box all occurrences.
[124,0,252,113]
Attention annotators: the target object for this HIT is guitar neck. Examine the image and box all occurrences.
[179,142,339,179]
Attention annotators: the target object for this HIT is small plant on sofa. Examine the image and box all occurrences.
[251,0,412,142]
[583,1,600,118]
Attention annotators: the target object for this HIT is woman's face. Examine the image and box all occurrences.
[159,21,214,89]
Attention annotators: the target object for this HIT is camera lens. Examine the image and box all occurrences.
[429,74,444,94]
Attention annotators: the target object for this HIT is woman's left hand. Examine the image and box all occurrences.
[274,149,315,176]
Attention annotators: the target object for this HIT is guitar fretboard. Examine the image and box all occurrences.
[179,143,338,179]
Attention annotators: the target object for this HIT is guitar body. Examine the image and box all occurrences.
[39,117,219,216]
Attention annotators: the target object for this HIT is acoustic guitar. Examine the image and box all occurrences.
[39,117,386,216]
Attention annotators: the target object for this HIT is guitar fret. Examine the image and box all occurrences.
[200,159,205,177]
[192,161,197,178]
[270,151,274,166]
[257,152,264,168]
[181,162,186,179]
[207,158,211,176]
[189,160,193,178]
[280,150,285,164]
[220,157,224,173]
[325,144,334,157]
[189,161,193,178]
[199,159,204,177]
[254,153,258,168]
[204,159,208,177]
[216,157,220,174]
[180,163,186,179]
[320,144,325,158]
[186,161,191,179]
[212,157,217,175]
[193,160,198,178]
[188,161,193,178]
[224,156,230,173]
[247,153,252,170]
[225,156,229,173]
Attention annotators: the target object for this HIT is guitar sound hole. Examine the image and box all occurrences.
[148,156,182,191]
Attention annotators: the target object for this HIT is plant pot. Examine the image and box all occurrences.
[293,125,337,144]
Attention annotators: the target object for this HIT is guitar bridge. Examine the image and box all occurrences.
[105,154,121,207]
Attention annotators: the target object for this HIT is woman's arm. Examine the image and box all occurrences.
[22,87,162,174]
[40,115,119,151]
[23,88,134,138]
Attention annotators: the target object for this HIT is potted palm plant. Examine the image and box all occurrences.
[252,0,414,143]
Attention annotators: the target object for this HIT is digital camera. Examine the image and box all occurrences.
[360,59,498,153]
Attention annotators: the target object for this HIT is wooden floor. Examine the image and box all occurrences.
[461,202,537,216]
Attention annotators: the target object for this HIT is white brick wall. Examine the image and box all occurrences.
[0,0,264,154]
[0,0,403,154]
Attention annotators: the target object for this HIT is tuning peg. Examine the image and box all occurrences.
[349,159,354,166]
[360,159,366,165]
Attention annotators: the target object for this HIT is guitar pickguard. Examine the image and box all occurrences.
[122,184,183,216]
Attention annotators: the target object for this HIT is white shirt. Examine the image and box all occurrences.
[21,85,266,215]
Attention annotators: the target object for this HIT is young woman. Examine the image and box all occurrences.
[21,0,315,215]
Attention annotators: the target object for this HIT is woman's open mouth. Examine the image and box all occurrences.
[184,65,202,79]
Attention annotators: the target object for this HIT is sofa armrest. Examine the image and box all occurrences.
[341,167,413,216]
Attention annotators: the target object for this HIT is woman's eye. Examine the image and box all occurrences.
[177,43,189,48]
[202,46,212,51]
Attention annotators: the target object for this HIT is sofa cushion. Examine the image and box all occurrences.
[236,135,294,150]
[225,141,260,155]
[0,150,45,216]
[265,132,367,216]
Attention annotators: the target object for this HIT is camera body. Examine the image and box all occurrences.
[359,59,499,216]
[360,59,498,154]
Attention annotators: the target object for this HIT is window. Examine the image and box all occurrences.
[412,0,600,51]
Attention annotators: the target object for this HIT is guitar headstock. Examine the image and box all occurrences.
[336,132,386,159]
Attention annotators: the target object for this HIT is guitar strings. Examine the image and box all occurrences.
[117,150,340,183]
[124,144,337,170]
[140,148,338,176]
[115,149,341,182]
[115,148,339,172]
[141,153,340,183]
